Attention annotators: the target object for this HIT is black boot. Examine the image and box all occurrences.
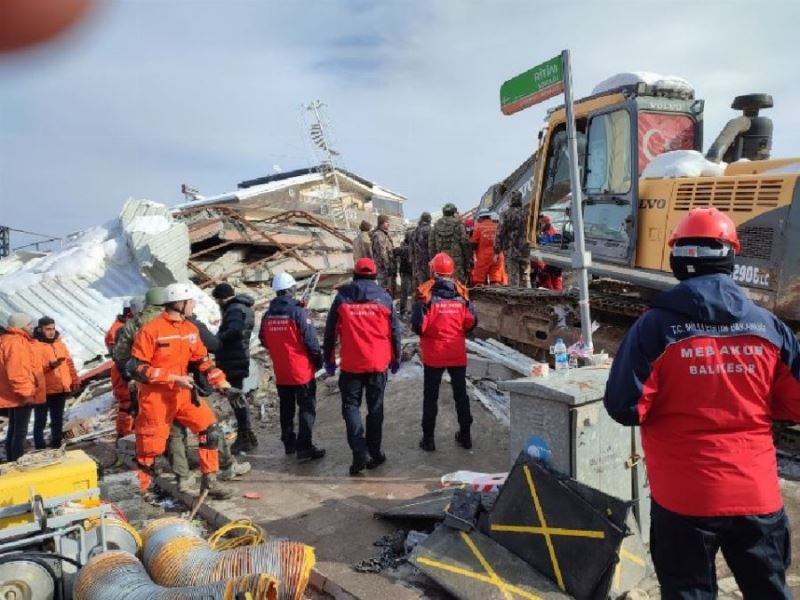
[297,446,326,463]
[455,427,472,450]
[283,432,296,455]
[366,452,386,470]
[419,437,436,452]
[247,429,259,448]
[349,453,367,476]
[231,430,254,454]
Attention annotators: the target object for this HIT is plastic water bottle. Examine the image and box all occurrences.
[553,337,569,374]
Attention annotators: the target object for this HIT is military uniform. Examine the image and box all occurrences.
[394,233,414,314]
[410,221,432,290]
[429,216,471,283]
[371,228,397,296]
[494,204,530,287]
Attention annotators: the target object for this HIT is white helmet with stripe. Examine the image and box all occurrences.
[272,272,297,292]
[162,282,194,304]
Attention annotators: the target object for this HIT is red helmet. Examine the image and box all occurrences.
[464,217,475,228]
[538,214,551,224]
[354,257,378,276]
[669,208,740,254]
[429,252,455,277]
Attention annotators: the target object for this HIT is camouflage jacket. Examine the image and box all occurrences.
[352,231,373,262]
[429,216,471,268]
[494,205,530,260]
[371,229,396,277]
[409,223,432,278]
[112,305,162,378]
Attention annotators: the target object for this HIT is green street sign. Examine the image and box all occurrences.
[500,55,564,115]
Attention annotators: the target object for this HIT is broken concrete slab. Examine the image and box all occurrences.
[466,355,518,382]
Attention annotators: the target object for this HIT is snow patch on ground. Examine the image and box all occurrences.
[642,150,726,179]
[66,391,116,421]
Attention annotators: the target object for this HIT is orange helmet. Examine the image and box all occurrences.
[668,208,740,254]
[429,252,455,277]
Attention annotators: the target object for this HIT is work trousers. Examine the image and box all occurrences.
[33,392,68,449]
[339,371,387,459]
[278,381,317,452]
[227,376,250,433]
[422,366,473,438]
[505,257,530,288]
[135,387,218,491]
[112,366,134,437]
[169,407,236,479]
[5,405,33,462]
[377,273,398,298]
[398,272,413,314]
[651,500,791,600]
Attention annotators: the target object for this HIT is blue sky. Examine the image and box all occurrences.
[2,0,799,245]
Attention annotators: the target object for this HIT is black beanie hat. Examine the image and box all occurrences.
[669,238,735,281]
[212,283,235,299]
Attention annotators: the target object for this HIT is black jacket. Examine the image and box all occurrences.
[215,294,255,381]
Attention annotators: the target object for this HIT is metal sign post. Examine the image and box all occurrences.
[560,49,593,352]
[499,49,594,353]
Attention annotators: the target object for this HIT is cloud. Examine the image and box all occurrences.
[1,0,799,240]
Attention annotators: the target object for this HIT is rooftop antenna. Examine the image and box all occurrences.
[302,100,350,228]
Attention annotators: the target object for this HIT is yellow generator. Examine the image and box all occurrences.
[0,449,138,600]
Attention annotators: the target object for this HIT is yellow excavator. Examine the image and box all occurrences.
[471,79,800,358]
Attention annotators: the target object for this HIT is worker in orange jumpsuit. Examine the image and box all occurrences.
[470,210,506,286]
[105,299,137,438]
[129,283,232,499]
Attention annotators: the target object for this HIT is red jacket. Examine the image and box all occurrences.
[605,275,800,517]
[412,278,477,368]
[323,279,401,373]
[260,295,323,385]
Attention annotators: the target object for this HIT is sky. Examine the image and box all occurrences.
[1,0,799,247]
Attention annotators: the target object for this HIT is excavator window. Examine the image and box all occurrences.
[540,123,586,245]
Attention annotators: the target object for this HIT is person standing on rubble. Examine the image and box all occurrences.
[0,313,45,462]
[429,203,471,284]
[353,220,373,262]
[394,229,414,317]
[259,272,325,462]
[494,191,530,288]
[413,253,476,452]
[211,283,256,454]
[470,210,505,286]
[106,298,140,438]
[32,316,80,449]
[324,258,401,476]
[605,208,800,599]
[371,214,397,296]
[129,283,233,499]
[410,212,433,290]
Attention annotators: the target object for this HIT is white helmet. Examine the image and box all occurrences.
[162,282,194,304]
[272,272,297,292]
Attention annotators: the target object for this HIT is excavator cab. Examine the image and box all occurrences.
[532,83,703,265]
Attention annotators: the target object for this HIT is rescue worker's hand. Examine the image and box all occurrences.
[169,374,195,389]
[71,382,82,395]
[390,360,401,375]
[216,380,232,392]
[49,357,66,369]
[324,362,337,377]
[493,253,499,263]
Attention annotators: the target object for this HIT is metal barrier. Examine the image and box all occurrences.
[141,518,315,600]
[73,550,278,600]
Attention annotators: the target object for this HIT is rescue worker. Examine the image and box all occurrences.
[429,203,471,283]
[494,191,530,287]
[413,253,476,451]
[353,220,373,262]
[410,212,433,290]
[33,316,80,449]
[530,253,563,291]
[129,283,232,499]
[394,229,414,316]
[470,210,505,286]
[212,283,256,454]
[106,298,140,438]
[371,214,396,296]
[259,272,325,462]
[463,216,475,239]
[323,258,401,475]
[605,208,800,599]
[0,313,45,462]
[538,213,559,244]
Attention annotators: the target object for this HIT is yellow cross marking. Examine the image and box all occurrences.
[415,531,543,600]
[489,464,606,592]
[613,546,647,590]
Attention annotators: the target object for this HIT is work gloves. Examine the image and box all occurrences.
[390,360,401,375]
[324,362,337,377]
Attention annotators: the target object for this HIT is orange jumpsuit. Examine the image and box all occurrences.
[130,312,226,491]
[470,219,506,285]
[105,317,134,437]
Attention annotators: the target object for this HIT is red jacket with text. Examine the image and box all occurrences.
[259,295,323,386]
[605,274,800,517]
[411,278,477,368]
[323,278,401,373]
